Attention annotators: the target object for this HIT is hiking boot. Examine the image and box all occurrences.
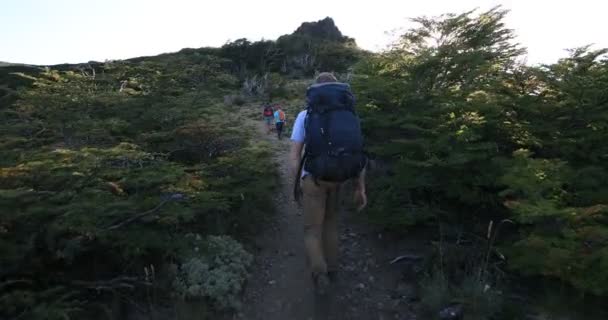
[312,272,331,295]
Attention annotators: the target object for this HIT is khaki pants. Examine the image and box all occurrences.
[301,176,340,275]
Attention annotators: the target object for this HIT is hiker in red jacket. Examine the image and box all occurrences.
[263,103,274,134]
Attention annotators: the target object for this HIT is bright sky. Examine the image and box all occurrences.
[1,0,606,65]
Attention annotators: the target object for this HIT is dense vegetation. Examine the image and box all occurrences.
[220,17,361,80]
[351,7,608,314]
[0,49,278,318]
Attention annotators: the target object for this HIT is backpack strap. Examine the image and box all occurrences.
[301,108,322,186]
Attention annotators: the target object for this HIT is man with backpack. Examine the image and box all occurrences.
[289,72,368,294]
[274,105,286,139]
[262,103,274,134]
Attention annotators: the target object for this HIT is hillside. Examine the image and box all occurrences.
[0,62,35,67]
[0,17,364,320]
[2,11,608,320]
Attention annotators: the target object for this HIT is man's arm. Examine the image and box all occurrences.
[356,166,366,192]
[289,110,306,179]
[354,165,367,211]
[290,141,304,179]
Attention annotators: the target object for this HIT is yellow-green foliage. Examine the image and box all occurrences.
[0,51,275,319]
[353,7,608,297]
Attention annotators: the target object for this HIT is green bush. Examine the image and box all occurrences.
[354,7,522,228]
[0,52,275,319]
[224,94,246,106]
[171,235,253,311]
[353,7,608,297]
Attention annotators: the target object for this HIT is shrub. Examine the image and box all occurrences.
[0,52,275,318]
[171,235,253,311]
[352,6,608,297]
[224,94,246,106]
[419,222,507,320]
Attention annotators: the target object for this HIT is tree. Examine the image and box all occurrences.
[352,6,608,296]
[353,6,525,226]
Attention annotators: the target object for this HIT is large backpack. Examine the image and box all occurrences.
[303,82,366,182]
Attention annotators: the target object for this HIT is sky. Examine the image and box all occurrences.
[1,0,606,65]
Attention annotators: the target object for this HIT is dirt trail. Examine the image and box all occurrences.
[237,113,423,320]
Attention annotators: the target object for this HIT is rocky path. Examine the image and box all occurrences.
[237,115,424,320]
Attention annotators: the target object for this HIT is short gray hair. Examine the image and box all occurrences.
[315,72,337,83]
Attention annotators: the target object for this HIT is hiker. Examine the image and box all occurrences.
[262,103,274,133]
[289,72,368,293]
[274,105,286,139]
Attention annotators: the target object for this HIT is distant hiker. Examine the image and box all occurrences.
[274,105,286,139]
[263,103,274,133]
[289,72,368,294]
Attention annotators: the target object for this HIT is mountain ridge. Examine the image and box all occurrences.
[2,17,356,68]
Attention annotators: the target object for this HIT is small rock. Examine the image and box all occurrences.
[268,280,276,285]
[356,283,366,290]
[439,304,464,320]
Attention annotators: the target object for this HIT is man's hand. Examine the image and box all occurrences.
[353,187,367,211]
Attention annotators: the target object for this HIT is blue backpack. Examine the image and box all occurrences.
[303,82,366,182]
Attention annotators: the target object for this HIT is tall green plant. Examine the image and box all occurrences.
[353,7,525,226]
[353,6,608,296]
